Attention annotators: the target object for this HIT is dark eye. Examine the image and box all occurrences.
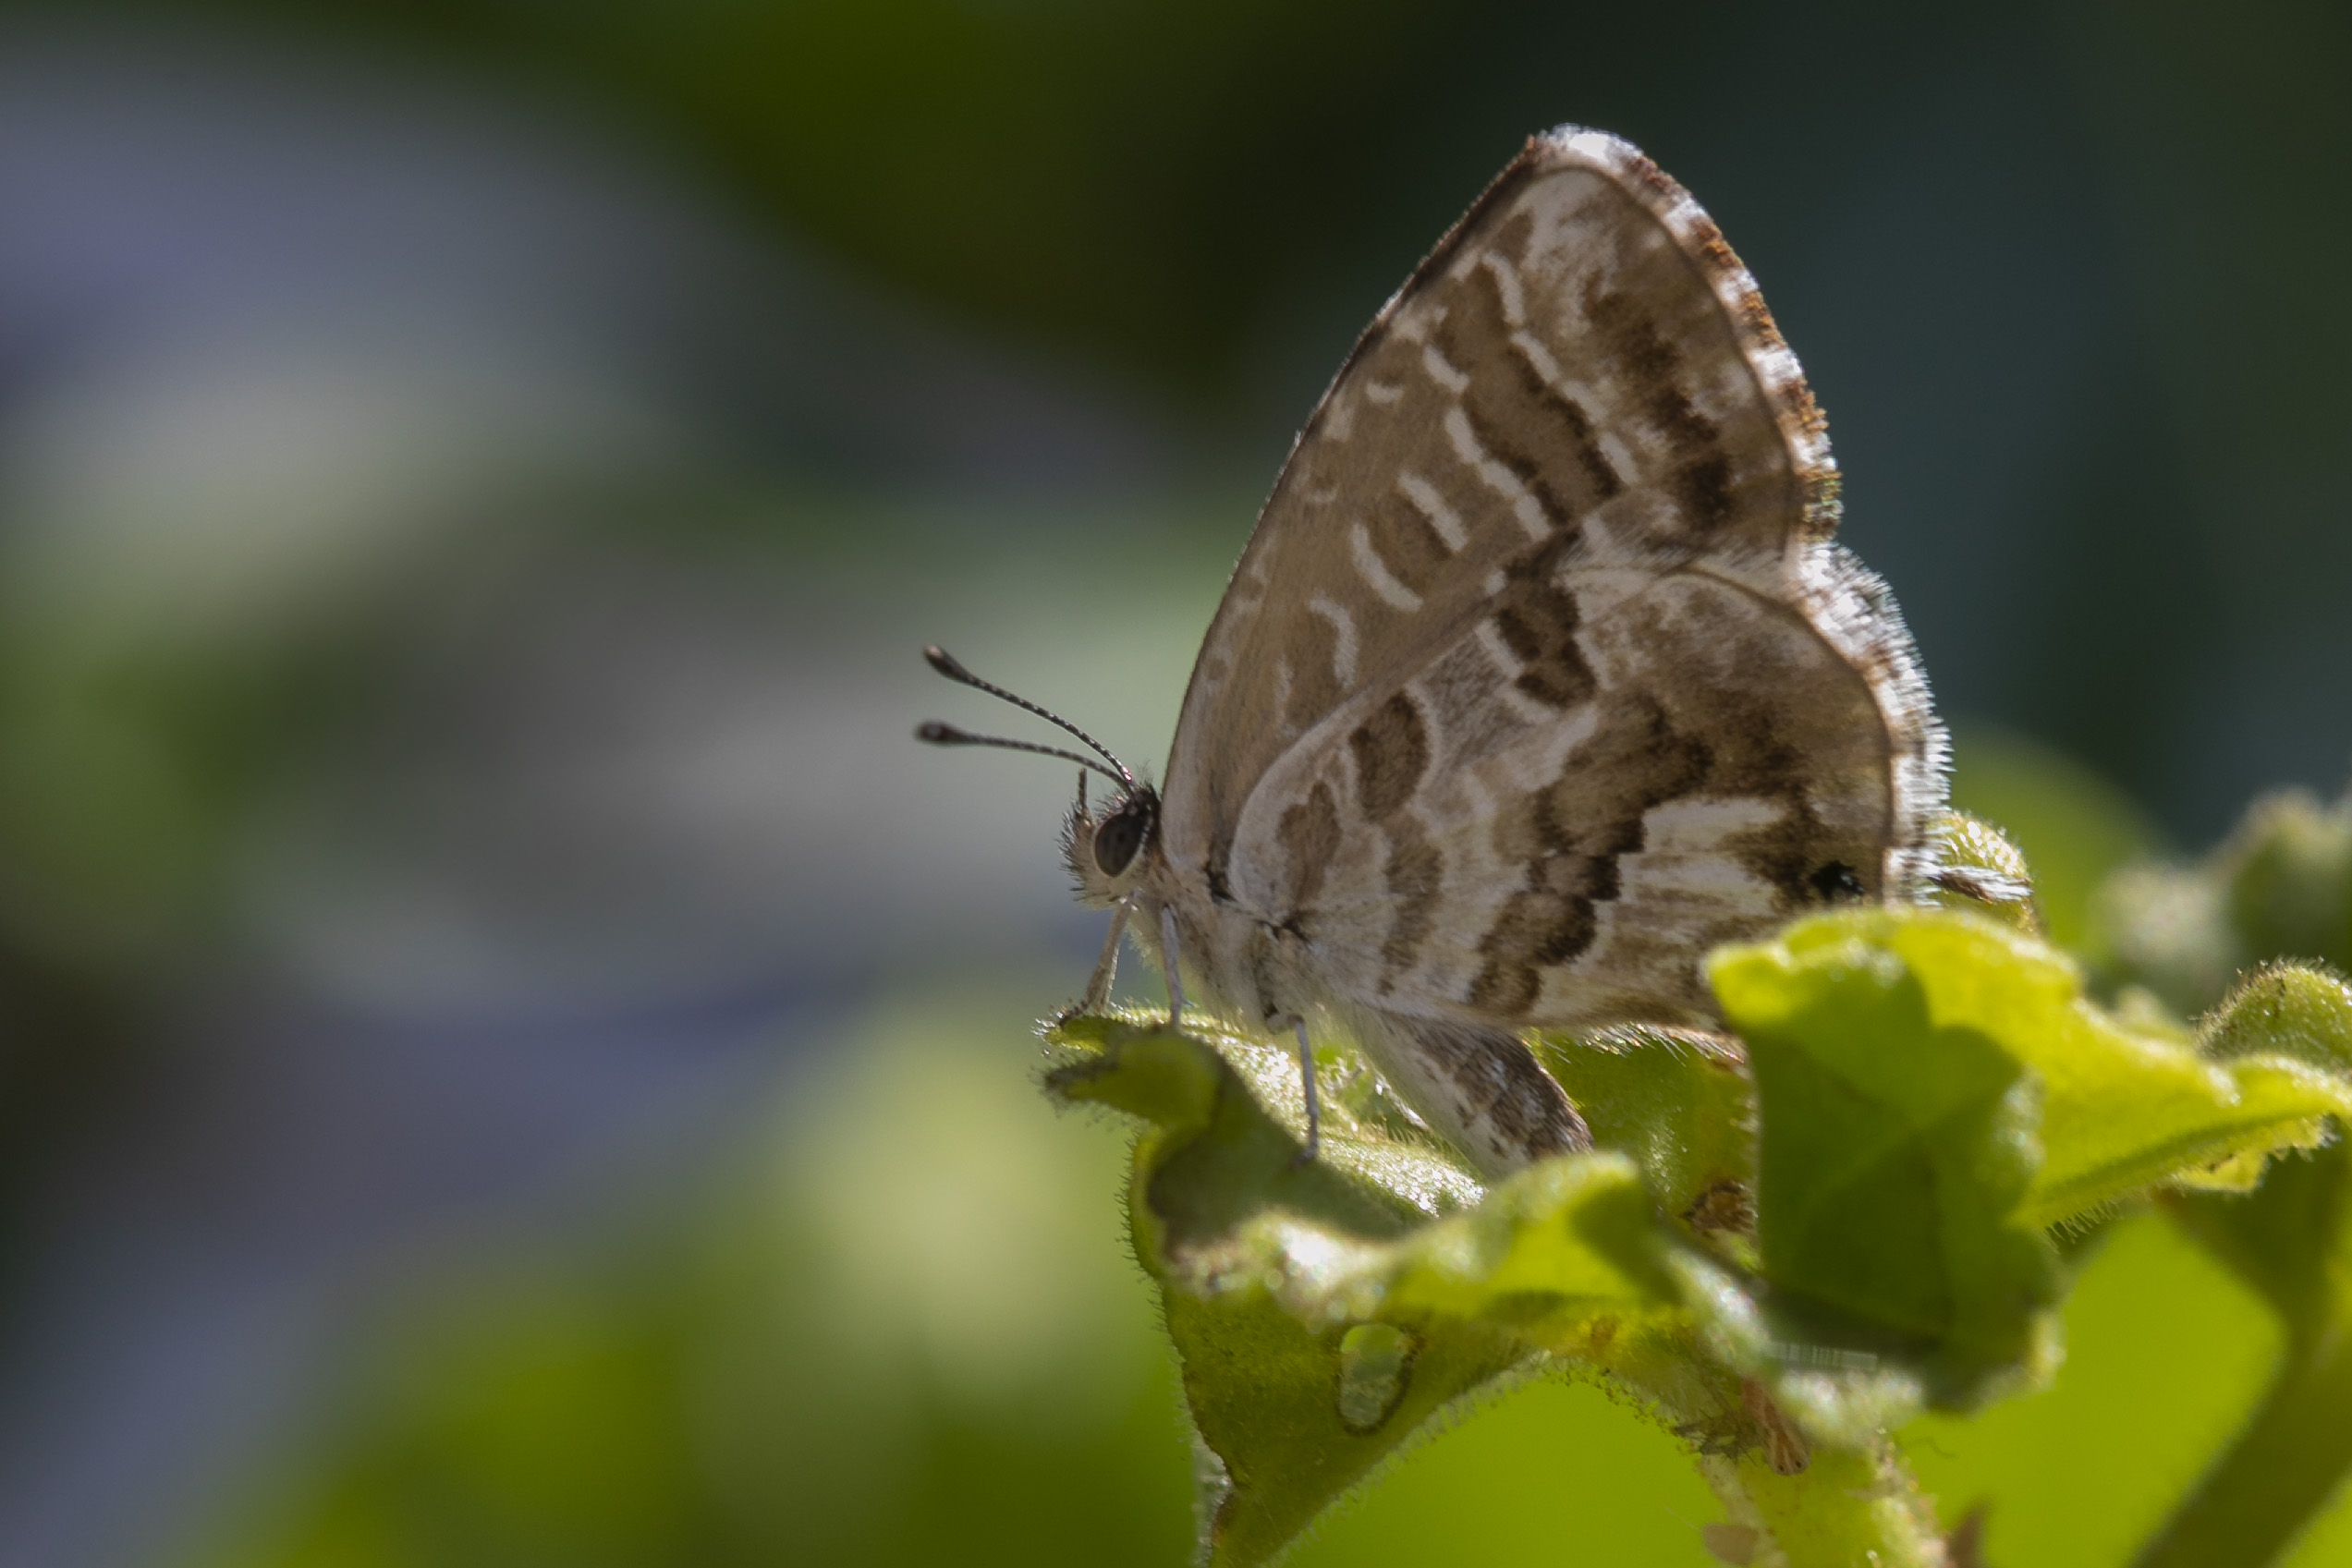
[1810,861,1867,902]
[1093,804,1147,877]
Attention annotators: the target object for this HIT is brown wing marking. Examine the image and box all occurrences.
[1273,781,1341,917]
[1583,282,1735,536]
[1469,688,1711,1015]
[1347,691,1430,817]
[1433,213,1626,529]
[1332,691,1448,988]
[1364,1015,1590,1176]
[1491,529,1600,711]
[1466,571,1897,1027]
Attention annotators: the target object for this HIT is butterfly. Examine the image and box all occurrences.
[921,127,1946,1178]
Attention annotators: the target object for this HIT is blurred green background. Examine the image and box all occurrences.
[0,2,2347,1565]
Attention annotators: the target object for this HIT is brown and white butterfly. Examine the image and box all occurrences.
[922,127,1945,1178]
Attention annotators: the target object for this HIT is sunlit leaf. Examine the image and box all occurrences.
[1700,906,2352,1458]
[1161,1285,1529,1567]
[1719,909,2352,1232]
[1048,997,2065,1564]
[1045,1015,1688,1566]
[1050,897,2352,1562]
[1537,1027,1756,1260]
[1706,913,2061,1432]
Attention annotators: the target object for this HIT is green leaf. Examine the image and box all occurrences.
[1045,1012,1476,1266]
[2084,791,2352,1566]
[1536,1027,1757,1258]
[1706,913,2062,1428]
[1701,907,2352,1451]
[2133,961,2352,1565]
[1046,1015,1684,1565]
[1048,992,2093,1564]
[1160,1286,1529,1567]
[2167,1137,2352,1333]
[1719,909,2352,1232]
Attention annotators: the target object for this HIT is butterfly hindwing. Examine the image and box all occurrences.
[1223,548,1907,1030]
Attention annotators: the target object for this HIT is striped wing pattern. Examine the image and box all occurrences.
[1158,128,1943,1033]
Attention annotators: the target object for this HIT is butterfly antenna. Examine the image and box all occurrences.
[914,721,1131,790]
[921,646,1134,787]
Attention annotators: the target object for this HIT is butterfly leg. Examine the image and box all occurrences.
[1078,895,1131,1015]
[1289,1016,1322,1167]
[1158,905,1187,1027]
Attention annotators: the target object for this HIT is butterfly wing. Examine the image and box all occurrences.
[1158,127,1944,1032]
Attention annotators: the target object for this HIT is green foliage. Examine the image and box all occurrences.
[1722,915,2352,1232]
[2099,785,2352,1017]
[2140,1140,2352,1568]
[1045,1017,1676,1563]
[1534,1030,1754,1252]
[1708,916,2063,1424]
[1054,817,2352,1566]
[2086,784,2352,1568]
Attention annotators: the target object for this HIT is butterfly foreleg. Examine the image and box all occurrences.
[1158,904,1187,1027]
[1078,895,1131,1015]
[1288,1016,1322,1167]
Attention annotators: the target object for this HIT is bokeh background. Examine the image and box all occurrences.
[0,3,2348,1565]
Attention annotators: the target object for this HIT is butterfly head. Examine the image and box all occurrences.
[1065,774,1160,907]
[916,644,1157,907]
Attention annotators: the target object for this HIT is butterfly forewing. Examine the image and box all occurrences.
[1159,128,1942,1033]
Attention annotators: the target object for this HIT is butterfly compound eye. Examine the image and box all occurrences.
[1092,797,1152,878]
[1810,861,1867,902]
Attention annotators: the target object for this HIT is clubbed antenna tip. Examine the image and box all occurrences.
[918,644,1134,787]
[915,718,1129,789]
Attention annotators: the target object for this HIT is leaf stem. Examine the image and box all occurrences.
[1592,1339,1950,1568]
[1697,1440,1950,1568]
[2131,1307,2352,1568]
